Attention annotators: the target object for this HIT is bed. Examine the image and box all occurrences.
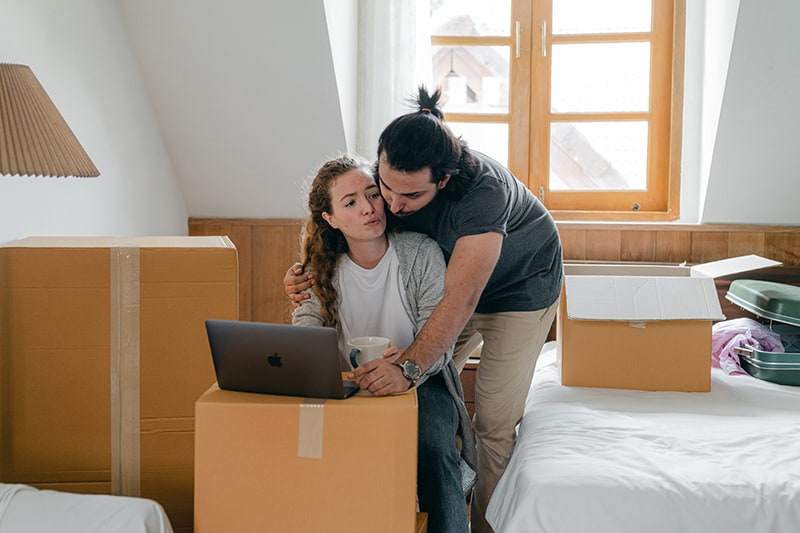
[0,484,174,533]
[486,341,800,533]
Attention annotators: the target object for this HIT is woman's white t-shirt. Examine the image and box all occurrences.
[337,242,415,366]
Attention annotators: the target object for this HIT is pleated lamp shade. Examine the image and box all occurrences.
[0,63,99,177]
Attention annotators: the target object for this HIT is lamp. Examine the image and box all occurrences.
[0,63,99,177]
[444,49,467,105]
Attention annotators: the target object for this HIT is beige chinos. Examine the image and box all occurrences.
[455,300,559,533]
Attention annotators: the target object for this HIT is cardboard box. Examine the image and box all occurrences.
[557,255,781,392]
[195,385,418,533]
[0,236,239,532]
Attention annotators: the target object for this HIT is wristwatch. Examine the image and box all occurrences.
[394,359,421,386]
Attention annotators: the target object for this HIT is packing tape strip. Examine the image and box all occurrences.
[110,247,141,496]
[298,399,326,459]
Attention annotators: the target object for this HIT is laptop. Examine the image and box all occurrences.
[205,319,360,399]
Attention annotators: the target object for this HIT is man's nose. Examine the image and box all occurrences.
[381,190,401,213]
[388,197,403,214]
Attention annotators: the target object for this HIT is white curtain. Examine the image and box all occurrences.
[356,0,431,161]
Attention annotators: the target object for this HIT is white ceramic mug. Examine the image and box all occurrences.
[347,336,391,368]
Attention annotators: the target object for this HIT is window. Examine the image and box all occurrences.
[430,0,685,220]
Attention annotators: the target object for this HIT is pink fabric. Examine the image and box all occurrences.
[711,318,785,375]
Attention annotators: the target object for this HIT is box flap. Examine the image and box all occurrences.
[690,254,781,278]
[565,275,725,321]
[564,263,689,277]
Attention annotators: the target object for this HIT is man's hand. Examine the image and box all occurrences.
[349,358,411,396]
[283,262,313,308]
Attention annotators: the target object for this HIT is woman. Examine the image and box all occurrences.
[291,154,476,533]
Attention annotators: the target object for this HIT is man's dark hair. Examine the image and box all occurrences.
[376,85,479,200]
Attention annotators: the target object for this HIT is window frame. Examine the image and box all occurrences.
[430,0,686,221]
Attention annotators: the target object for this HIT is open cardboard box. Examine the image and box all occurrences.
[557,255,781,392]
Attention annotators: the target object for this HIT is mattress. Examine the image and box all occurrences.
[486,342,800,533]
[0,484,174,533]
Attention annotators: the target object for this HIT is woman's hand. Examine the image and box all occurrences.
[283,262,313,307]
[383,345,402,361]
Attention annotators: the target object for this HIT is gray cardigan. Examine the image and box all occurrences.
[292,230,477,492]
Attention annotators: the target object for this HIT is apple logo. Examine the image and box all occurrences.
[267,353,283,367]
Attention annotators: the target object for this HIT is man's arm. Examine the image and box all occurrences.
[352,232,503,395]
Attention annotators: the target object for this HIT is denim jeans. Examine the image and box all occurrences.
[417,372,469,533]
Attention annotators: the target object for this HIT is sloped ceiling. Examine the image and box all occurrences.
[119,0,347,219]
[701,0,800,224]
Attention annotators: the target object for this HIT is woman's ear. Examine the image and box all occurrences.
[321,211,337,229]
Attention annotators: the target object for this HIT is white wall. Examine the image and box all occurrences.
[119,0,348,219]
[700,0,800,224]
[698,0,739,214]
[0,0,187,245]
[679,0,739,222]
[324,0,359,154]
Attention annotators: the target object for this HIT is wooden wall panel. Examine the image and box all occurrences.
[690,231,731,263]
[586,230,621,261]
[727,231,765,258]
[655,231,691,263]
[558,229,587,261]
[765,232,800,264]
[189,218,800,324]
[620,230,656,262]
[251,222,302,325]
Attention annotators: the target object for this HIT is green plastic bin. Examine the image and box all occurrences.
[726,279,800,386]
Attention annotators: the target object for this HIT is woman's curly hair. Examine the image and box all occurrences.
[300,154,372,328]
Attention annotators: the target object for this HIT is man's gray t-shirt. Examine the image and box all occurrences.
[396,151,563,314]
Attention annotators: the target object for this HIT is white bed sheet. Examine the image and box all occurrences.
[487,342,800,533]
[0,484,174,533]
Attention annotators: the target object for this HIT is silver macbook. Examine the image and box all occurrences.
[205,319,359,399]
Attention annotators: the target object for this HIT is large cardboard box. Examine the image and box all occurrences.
[0,236,239,532]
[557,255,781,392]
[195,384,418,533]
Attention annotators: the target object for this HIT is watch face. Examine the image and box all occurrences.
[402,360,421,380]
